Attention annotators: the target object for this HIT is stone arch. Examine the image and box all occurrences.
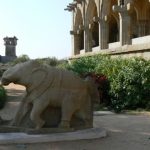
[85,0,99,51]
[130,7,138,38]
[100,0,118,16]
[100,0,119,44]
[130,0,150,37]
[74,8,83,30]
[108,14,119,43]
[86,0,98,23]
[100,0,111,19]
[108,0,119,43]
[74,8,84,54]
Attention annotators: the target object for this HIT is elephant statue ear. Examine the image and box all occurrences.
[29,67,48,92]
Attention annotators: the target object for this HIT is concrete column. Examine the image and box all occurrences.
[83,28,86,51]
[71,26,85,55]
[113,4,131,46]
[74,35,80,55]
[71,34,75,56]
[83,1,86,52]
[85,24,92,52]
[71,12,76,56]
[99,17,109,49]
[70,30,77,55]
[70,30,81,55]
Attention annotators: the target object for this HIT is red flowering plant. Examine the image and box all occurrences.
[84,72,110,105]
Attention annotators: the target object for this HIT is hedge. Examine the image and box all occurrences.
[58,55,150,112]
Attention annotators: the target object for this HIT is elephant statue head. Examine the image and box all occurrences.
[1,60,50,92]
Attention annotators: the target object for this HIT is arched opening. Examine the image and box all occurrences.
[108,0,119,43]
[91,7,99,48]
[92,22,99,47]
[78,29,84,50]
[86,0,99,51]
[74,9,84,54]
[145,1,150,35]
[130,0,150,37]
[109,15,119,43]
[130,8,138,38]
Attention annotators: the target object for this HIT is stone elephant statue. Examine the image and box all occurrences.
[1,60,99,130]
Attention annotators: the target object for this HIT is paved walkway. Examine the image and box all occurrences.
[0,84,150,150]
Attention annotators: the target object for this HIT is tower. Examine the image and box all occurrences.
[4,36,18,57]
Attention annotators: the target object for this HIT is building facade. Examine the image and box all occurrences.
[66,0,150,59]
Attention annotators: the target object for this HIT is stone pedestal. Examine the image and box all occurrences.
[0,128,107,144]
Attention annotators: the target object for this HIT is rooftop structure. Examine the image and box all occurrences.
[4,36,18,57]
[0,36,18,63]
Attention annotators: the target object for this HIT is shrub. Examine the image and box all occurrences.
[36,57,63,67]
[96,57,150,112]
[57,59,70,69]
[0,86,7,109]
[61,55,111,106]
[12,54,30,65]
[67,55,109,75]
[64,55,150,113]
[83,72,110,105]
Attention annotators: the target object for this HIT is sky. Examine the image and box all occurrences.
[0,0,72,59]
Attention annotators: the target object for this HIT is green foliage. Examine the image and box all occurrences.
[36,57,71,69]
[67,55,109,76]
[57,59,70,69]
[11,55,69,67]
[96,57,150,112]
[12,54,30,65]
[62,55,150,113]
[0,86,7,109]
[36,57,59,66]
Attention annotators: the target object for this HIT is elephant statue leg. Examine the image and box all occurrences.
[59,100,77,129]
[74,96,92,128]
[75,110,92,128]
[30,99,49,129]
[11,96,31,126]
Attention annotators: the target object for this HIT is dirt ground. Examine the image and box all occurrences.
[0,84,150,150]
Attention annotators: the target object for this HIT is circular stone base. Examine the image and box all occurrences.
[0,128,107,144]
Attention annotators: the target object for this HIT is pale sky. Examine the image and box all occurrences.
[0,0,72,59]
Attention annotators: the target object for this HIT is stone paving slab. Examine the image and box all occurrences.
[94,111,115,116]
[0,128,107,145]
